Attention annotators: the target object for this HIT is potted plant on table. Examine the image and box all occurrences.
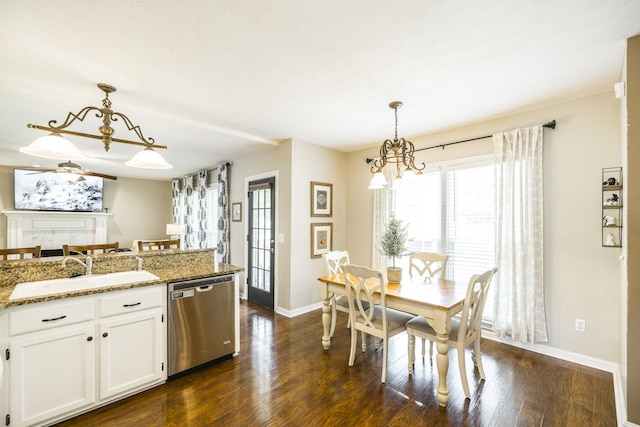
[379,214,410,284]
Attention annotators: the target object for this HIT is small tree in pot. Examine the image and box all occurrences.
[379,214,410,283]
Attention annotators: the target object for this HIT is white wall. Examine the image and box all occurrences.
[103,177,172,248]
[346,91,622,362]
[290,140,348,311]
[228,143,289,306]
[229,139,348,313]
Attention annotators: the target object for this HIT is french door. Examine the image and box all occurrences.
[247,177,275,309]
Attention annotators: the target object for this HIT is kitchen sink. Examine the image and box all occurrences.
[9,270,160,301]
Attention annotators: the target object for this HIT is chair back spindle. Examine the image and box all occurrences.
[322,250,350,275]
[0,246,41,260]
[408,252,448,282]
[63,243,119,256]
[138,239,181,251]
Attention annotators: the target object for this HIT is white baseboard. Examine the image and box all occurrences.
[276,302,322,318]
[483,331,628,427]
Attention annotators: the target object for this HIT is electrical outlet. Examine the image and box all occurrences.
[575,318,586,333]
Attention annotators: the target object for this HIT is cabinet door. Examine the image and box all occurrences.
[10,323,96,427]
[99,309,165,400]
[0,312,9,426]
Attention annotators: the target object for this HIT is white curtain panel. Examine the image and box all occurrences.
[493,125,549,343]
[371,167,395,270]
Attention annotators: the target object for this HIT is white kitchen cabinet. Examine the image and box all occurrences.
[1,312,9,427]
[9,322,96,427]
[4,284,166,427]
[98,287,165,400]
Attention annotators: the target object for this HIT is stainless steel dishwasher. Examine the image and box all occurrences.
[168,274,235,376]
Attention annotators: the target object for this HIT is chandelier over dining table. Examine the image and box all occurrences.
[368,101,425,189]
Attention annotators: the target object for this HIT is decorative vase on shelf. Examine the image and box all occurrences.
[379,214,410,284]
[606,233,617,246]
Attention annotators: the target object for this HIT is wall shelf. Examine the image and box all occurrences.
[602,167,623,247]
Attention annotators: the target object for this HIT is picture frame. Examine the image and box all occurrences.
[232,202,242,222]
[310,181,332,217]
[310,223,333,258]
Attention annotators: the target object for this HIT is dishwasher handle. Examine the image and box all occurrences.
[169,275,234,291]
[196,285,213,292]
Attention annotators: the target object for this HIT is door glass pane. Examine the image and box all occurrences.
[248,177,275,309]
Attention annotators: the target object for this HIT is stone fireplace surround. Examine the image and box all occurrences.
[2,210,111,253]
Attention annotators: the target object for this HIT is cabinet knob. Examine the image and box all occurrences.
[87,336,93,342]
[102,332,109,338]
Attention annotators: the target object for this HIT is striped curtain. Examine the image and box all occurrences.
[172,172,210,250]
[182,175,196,248]
[171,179,181,225]
[197,170,208,248]
[216,163,230,263]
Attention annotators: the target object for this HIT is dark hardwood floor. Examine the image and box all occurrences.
[55,300,616,426]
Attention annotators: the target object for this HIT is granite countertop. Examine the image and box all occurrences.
[0,261,244,310]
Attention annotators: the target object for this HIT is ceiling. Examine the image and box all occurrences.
[1,1,639,181]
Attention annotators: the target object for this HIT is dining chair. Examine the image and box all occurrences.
[0,245,41,260]
[63,242,120,256]
[322,250,352,338]
[342,264,414,383]
[137,239,180,251]
[408,251,448,358]
[406,267,498,398]
[408,252,448,282]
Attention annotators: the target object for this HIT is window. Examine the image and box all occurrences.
[393,157,496,321]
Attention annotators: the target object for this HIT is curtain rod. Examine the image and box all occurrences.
[365,119,556,164]
[414,120,556,153]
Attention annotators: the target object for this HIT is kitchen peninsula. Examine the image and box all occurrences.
[0,248,243,427]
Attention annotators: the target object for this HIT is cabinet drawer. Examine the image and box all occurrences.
[10,299,95,336]
[99,286,163,318]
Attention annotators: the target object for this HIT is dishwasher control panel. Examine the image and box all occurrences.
[170,289,195,299]
[169,274,234,292]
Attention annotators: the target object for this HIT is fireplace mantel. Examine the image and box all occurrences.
[2,210,111,249]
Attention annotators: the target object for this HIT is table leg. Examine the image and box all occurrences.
[321,295,331,350]
[435,331,450,407]
[429,312,450,407]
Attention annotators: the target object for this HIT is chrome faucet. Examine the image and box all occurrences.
[62,252,93,275]
[135,256,144,271]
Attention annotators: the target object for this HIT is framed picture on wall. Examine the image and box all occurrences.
[310,181,332,217]
[232,202,242,222]
[310,223,333,258]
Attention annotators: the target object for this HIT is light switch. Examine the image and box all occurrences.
[278,233,285,243]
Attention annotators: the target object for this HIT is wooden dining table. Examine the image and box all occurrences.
[317,273,468,407]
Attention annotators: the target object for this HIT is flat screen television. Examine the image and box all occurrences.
[13,168,104,212]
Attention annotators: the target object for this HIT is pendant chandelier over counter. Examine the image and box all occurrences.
[20,83,172,170]
[368,101,424,189]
